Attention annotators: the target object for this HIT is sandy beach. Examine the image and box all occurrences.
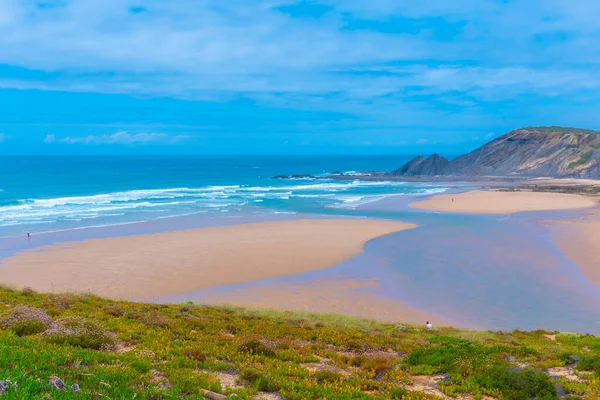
[0,219,414,300]
[409,189,597,214]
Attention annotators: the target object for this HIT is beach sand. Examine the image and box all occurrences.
[0,219,414,300]
[550,210,600,287]
[409,189,597,214]
[198,276,447,326]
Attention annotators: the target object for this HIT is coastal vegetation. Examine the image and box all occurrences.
[568,150,595,169]
[524,126,600,135]
[1,286,600,399]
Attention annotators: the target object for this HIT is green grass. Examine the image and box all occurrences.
[1,286,600,399]
[525,126,600,135]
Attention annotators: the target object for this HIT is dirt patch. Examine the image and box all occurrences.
[292,339,312,349]
[410,375,452,399]
[547,367,586,383]
[362,350,402,359]
[255,393,284,400]
[303,362,351,376]
[214,371,243,392]
[115,340,136,354]
[149,370,173,390]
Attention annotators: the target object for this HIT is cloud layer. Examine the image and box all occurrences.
[1,0,599,152]
[1,1,599,104]
[44,132,190,145]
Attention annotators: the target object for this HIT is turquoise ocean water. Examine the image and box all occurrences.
[0,155,446,238]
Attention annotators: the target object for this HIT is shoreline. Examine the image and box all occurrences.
[548,209,600,288]
[182,276,449,327]
[0,219,415,301]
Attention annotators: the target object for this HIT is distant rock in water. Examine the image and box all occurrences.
[272,174,316,180]
[390,126,600,178]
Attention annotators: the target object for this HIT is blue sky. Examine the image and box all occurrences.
[0,0,599,155]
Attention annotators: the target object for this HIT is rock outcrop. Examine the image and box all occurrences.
[390,154,450,176]
[391,127,600,178]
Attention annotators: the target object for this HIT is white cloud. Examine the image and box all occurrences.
[0,0,599,133]
[416,138,428,144]
[0,0,597,103]
[54,132,191,145]
[44,134,56,143]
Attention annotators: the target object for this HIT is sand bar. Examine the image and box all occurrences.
[409,190,597,214]
[0,219,414,300]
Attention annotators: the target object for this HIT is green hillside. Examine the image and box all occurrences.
[523,127,600,135]
[1,286,599,399]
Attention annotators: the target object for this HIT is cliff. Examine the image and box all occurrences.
[390,127,600,178]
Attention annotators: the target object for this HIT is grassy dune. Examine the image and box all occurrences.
[1,287,600,399]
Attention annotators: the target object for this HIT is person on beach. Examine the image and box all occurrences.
[27,233,31,240]
[426,321,433,329]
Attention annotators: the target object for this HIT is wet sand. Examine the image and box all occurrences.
[0,219,414,300]
[409,189,597,214]
[550,210,600,288]
[196,276,447,326]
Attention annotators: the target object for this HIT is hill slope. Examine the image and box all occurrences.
[391,127,600,178]
[1,286,600,399]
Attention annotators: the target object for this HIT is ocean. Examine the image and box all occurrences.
[0,155,447,238]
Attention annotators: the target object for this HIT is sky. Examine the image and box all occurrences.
[1,0,600,155]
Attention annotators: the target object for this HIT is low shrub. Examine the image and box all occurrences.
[45,308,65,318]
[131,359,152,374]
[42,317,115,350]
[11,320,46,337]
[42,295,74,311]
[345,340,367,353]
[238,367,279,392]
[0,306,52,335]
[349,356,394,374]
[577,355,600,375]
[407,337,493,376]
[139,314,173,328]
[185,347,208,362]
[313,370,342,383]
[238,339,275,357]
[390,387,410,399]
[20,287,36,296]
[472,365,557,400]
[104,304,127,317]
